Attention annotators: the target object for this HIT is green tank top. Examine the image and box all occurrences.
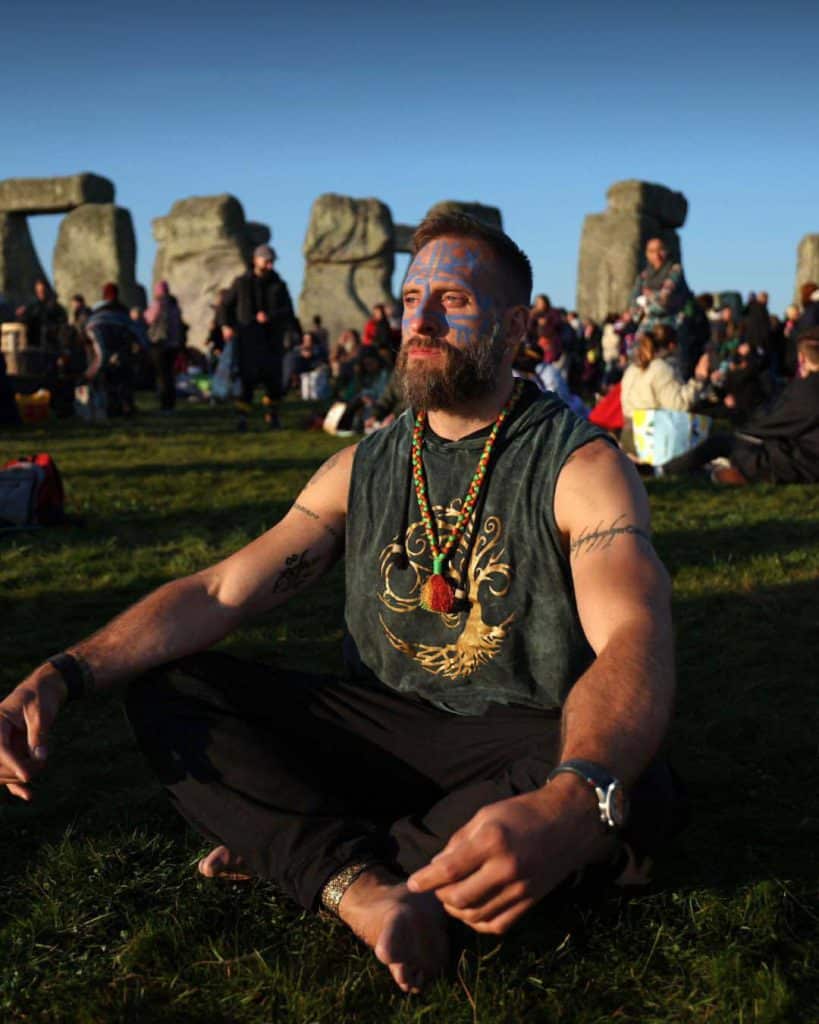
[344,382,608,715]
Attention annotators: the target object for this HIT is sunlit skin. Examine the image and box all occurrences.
[400,236,528,437]
[645,238,667,271]
[402,238,501,352]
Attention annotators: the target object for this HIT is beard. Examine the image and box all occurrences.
[396,324,507,411]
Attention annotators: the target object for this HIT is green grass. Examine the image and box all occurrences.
[1,396,817,1023]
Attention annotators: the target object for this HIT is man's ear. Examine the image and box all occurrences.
[504,304,529,344]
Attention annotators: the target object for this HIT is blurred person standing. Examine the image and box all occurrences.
[218,244,295,431]
[85,283,141,417]
[145,281,184,413]
[17,278,67,365]
[628,239,692,335]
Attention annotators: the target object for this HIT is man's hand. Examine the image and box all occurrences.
[255,311,269,325]
[0,668,67,801]
[221,325,235,342]
[407,779,607,934]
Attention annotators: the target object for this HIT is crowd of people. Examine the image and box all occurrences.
[1,234,817,484]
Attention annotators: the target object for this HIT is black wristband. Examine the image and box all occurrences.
[47,653,86,702]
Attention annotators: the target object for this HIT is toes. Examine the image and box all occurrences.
[389,961,423,994]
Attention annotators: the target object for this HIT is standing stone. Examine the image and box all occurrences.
[796,235,819,302]
[54,204,138,309]
[152,194,270,349]
[577,180,687,323]
[0,212,49,306]
[298,193,395,344]
[0,173,114,215]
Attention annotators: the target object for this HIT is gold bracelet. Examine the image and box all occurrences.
[319,861,376,917]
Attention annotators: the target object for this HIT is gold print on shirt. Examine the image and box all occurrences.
[378,501,515,680]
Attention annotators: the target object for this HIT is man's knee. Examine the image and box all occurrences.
[124,654,229,746]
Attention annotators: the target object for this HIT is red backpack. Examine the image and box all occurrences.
[0,453,65,526]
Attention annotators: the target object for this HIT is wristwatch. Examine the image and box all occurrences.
[547,759,629,830]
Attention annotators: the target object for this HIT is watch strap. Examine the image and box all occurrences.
[547,758,626,829]
[47,652,89,701]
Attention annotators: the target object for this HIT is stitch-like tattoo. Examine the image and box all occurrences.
[293,501,340,539]
[570,514,651,556]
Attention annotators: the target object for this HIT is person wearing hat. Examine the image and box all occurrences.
[218,244,295,430]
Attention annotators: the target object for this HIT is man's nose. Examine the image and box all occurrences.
[406,299,443,338]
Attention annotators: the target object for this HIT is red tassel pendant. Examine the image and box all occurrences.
[420,571,454,613]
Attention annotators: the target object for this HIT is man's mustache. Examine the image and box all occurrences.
[402,336,455,353]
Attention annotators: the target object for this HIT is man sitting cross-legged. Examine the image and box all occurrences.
[0,213,686,994]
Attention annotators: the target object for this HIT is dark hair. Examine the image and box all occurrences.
[797,327,819,367]
[800,282,818,307]
[653,323,677,349]
[71,293,85,304]
[637,324,677,370]
[411,211,532,308]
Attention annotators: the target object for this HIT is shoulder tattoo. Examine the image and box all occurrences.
[303,449,344,490]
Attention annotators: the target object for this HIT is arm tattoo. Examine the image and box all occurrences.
[293,501,340,539]
[271,549,322,594]
[303,449,344,490]
[570,514,651,557]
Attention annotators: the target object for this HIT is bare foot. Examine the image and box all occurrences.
[336,866,449,994]
[197,845,252,882]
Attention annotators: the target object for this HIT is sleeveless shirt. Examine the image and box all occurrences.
[344,382,608,715]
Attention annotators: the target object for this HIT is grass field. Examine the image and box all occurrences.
[1,396,817,1023]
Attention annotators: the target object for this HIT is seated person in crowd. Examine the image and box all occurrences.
[293,332,330,400]
[363,368,407,432]
[362,304,392,348]
[699,340,770,424]
[661,330,819,484]
[330,329,361,396]
[334,348,390,434]
[620,326,709,436]
[619,326,710,455]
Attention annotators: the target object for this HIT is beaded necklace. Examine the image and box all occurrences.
[412,379,523,613]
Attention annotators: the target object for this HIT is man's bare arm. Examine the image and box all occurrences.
[0,445,356,797]
[556,440,674,785]
[408,439,674,934]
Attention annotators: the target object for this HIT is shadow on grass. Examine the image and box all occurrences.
[656,517,819,572]
[65,457,327,480]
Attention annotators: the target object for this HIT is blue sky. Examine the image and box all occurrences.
[4,0,817,320]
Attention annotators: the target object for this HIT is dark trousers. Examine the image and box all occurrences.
[238,359,283,407]
[126,652,685,912]
[150,346,177,411]
[662,433,736,474]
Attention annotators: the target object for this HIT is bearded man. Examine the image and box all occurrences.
[0,214,685,994]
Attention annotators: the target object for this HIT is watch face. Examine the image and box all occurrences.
[606,784,629,828]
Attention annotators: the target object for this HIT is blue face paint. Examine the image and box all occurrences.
[402,238,499,349]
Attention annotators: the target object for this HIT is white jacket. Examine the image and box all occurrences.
[620,356,702,418]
